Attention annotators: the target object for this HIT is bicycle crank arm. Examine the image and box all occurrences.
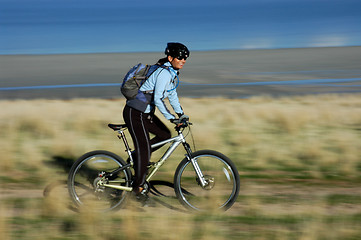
[102,184,133,192]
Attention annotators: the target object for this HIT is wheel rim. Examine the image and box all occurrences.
[177,155,238,211]
[69,154,130,211]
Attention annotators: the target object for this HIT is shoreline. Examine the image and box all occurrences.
[1,46,361,100]
[1,45,360,57]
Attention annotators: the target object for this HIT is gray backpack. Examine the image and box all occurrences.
[121,63,166,100]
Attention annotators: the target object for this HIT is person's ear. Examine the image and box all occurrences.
[168,55,174,62]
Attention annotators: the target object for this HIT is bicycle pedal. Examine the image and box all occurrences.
[134,192,155,207]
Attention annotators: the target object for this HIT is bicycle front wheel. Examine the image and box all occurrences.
[67,150,132,212]
[174,150,240,211]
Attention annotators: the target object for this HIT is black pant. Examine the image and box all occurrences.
[123,105,171,190]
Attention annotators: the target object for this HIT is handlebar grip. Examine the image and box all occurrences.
[171,115,189,125]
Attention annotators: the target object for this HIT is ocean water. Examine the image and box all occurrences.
[1,0,361,54]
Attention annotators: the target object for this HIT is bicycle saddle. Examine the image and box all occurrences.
[108,123,127,131]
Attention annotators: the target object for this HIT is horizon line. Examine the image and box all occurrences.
[1,45,361,57]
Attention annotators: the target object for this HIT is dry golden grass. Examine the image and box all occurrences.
[1,94,361,239]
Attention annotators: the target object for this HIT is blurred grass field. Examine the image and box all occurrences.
[1,94,361,239]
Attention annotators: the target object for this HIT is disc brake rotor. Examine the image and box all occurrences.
[203,175,215,190]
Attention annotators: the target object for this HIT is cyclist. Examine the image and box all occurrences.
[122,42,190,204]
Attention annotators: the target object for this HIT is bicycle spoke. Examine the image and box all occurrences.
[68,151,131,212]
[175,150,240,211]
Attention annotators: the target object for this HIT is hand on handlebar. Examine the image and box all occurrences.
[171,114,190,127]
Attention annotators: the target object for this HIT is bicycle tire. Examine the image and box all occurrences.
[67,150,132,212]
[174,150,240,211]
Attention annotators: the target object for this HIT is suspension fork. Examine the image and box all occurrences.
[183,142,207,187]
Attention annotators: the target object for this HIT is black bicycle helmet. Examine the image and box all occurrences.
[165,42,190,59]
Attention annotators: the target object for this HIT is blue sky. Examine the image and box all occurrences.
[1,0,361,54]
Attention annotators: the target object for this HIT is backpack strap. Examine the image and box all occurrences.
[141,64,179,94]
[167,67,180,92]
[154,64,179,92]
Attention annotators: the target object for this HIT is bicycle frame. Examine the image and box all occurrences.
[102,126,207,192]
[147,133,186,181]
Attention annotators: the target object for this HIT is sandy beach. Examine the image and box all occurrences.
[1,46,361,99]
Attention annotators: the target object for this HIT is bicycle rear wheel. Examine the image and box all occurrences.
[67,150,132,212]
[174,150,240,211]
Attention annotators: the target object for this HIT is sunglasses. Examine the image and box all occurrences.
[176,56,188,61]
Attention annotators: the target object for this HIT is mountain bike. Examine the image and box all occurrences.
[67,118,240,212]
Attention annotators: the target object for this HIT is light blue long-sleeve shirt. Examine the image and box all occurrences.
[139,62,183,120]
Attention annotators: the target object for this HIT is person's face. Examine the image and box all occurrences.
[168,55,187,70]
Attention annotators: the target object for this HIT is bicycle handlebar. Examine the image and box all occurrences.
[172,118,192,131]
